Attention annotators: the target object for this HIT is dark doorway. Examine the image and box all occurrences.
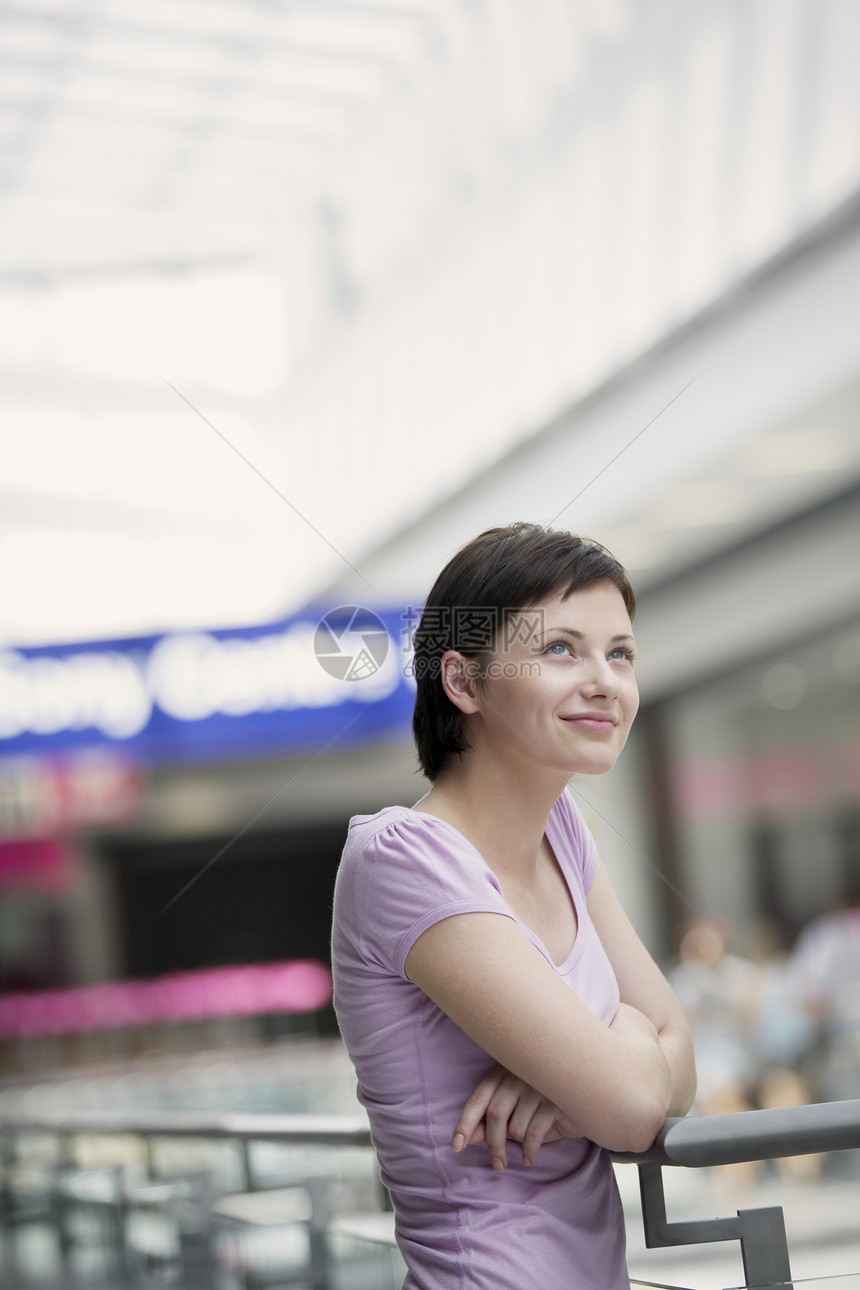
[106,821,347,980]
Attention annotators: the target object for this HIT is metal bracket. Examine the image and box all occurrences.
[638,1162,793,1289]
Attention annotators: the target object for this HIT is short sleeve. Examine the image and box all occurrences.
[336,809,515,978]
[547,790,600,893]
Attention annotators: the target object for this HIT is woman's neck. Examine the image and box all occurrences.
[416,755,566,879]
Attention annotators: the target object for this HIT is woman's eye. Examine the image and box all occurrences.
[609,647,635,664]
[545,641,572,656]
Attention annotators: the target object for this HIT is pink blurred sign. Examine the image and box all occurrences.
[0,837,76,893]
[0,959,333,1039]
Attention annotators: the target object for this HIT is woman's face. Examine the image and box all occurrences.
[467,579,639,780]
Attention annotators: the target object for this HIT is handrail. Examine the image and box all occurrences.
[2,1100,860,1288]
[619,1099,860,1290]
[0,1109,373,1148]
[615,1096,860,1167]
[3,1098,860,1165]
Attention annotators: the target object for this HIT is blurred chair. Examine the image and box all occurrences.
[326,1210,405,1290]
[51,1165,129,1283]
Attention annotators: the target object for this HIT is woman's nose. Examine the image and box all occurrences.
[582,655,619,696]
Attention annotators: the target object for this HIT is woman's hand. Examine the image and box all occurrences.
[452,1065,582,1170]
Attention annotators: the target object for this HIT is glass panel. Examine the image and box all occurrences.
[630,1280,697,1290]
[726,1275,860,1290]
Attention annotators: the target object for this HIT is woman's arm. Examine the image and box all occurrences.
[585,858,697,1117]
[450,1001,662,1169]
[405,907,673,1155]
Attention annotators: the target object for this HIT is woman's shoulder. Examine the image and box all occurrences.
[343,804,476,867]
[339,805,506,915]
[346,803,414,838]
[347,803,446,840]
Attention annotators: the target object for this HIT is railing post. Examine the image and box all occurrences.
[0,1132,17,1281]
[52,1130,76,1280]
[737,1205,792,1290]
[638,1162,793,1289]
[236,1138,255,1191]
[305,1175,333,1290]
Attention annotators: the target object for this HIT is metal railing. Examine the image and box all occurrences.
[617,1101,860,1289]
[2,1099,860,1289]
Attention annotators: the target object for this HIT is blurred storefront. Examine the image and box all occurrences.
[657,610,860,942]
[0,608,418,1038]
[1,0,860,1061]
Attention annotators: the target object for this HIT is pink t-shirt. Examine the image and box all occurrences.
[331,790,627,1289]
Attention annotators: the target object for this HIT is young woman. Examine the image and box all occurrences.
[332,523,696,1289]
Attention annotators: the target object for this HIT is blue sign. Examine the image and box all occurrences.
[0,606,416,766]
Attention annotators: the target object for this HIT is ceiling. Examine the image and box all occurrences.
[0,0,644,646]
[1,0,412,277]
[1,0,635,280]
[2,0,859,649]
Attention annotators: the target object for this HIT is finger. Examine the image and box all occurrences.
[505,1087,543,1144]
[462,1121,487,1146]
[452,1069,505,1150]
[482,1075,536,1170]
[483,1099,511,1171]
[452,1066,505,1153]
[520,1103,561,1167]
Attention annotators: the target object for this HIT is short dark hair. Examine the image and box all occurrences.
[411,523,635,781]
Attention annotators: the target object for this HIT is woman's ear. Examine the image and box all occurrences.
[439,650,482,715]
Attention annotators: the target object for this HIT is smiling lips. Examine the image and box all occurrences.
[562,713,618,733]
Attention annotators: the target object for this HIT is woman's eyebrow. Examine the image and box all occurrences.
[540,627,636,643]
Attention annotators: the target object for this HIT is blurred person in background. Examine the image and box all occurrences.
[747,918,820,1180]
[669,914,822,1183]
[745,918,817,1098]
[668,914,760,1118]
[789,879,860,1105]
[332,523,695,1290]
[668,913,760,1189]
